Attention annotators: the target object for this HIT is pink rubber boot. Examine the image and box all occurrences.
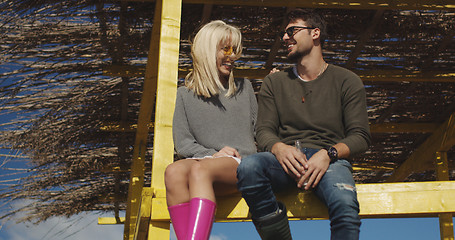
[187,198,216,240]
[168,202,190,240]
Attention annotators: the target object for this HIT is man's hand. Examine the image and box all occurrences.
[271,142,308,179]
[213,146,241,159]
[297,149,330,190]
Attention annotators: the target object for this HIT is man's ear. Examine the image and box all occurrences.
[312,28,321,40]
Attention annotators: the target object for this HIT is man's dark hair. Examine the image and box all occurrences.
[286,9,327,45]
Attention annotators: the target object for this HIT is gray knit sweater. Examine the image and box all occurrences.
[172,78,258,159]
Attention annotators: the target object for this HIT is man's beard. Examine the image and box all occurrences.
[287,51,303,62]
[287,48,310,62]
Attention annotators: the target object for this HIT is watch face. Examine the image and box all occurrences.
[328,147,338,161]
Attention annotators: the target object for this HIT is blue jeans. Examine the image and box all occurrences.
[237,149,361,240]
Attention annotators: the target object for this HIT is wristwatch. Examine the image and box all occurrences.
[323,146,338,162]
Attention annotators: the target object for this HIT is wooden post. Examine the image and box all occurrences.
[123,0,182,239]
[436,151,454,240]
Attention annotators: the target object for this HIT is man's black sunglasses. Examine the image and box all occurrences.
[280,26,316,38]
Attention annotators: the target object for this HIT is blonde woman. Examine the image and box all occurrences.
[165,20,257,240]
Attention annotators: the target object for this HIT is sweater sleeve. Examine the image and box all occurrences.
[339,77,371,156]
[172,88,217,158]
[255,76,281,152]
[247,80,258,132]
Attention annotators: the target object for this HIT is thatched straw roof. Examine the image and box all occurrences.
[0,0,454,223]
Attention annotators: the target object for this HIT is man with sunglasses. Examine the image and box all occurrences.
[237,9,371,240]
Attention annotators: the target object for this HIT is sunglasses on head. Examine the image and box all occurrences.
[280,26,316,38]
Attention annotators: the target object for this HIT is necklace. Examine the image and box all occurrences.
[299,62,327,103]
[295,62,328,82]
[317,62,328,78]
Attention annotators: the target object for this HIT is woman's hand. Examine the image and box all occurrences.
[213,146,241,159]
[269,68,280,74]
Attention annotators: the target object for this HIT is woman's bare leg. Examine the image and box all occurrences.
[165,159,197,206]
[188,157,239,202]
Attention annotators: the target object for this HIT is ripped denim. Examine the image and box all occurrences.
[237,148,361,240]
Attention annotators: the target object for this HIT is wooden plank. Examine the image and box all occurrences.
[148,181,455,221]
[99,121,439,134]
[142,0,182,239]
[123,0,455,10]
[148,0,182,200]
[369,123,439,133]
[439,214,455,240]
[103,65,455,83]
[436,152,455,240]
[98,217,126,225]
[357,181,455,218]
[123,0,182,239]
[135,188,153,239]
[99,121,153,132]
[436,152,450,181]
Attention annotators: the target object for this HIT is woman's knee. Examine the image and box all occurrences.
[188,161,211,181]
[165,162,188,187]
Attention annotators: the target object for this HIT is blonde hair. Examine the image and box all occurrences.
[185,20,242,98]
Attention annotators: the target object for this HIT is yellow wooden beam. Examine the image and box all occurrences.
[147,222,170,240]
[148,181,455,222]
[148,0,182,206]
[352,163,394,171]
[358,181,455,218]
[136,188,154,240]
[103,65,455,83]
[99,122,153,132]
[122,0,455,10]
[436,152,451,181]
[439,214,455,240]
[103,65,146,78]
[436,152,455,240]
[123,0,182,238]
[386,113,455,182]
[123,7,159,239]
[360,71,455,83]
[100,180,455,221]
[98,217,126,225]
[98,120,440,134]
[369,123,439,133]
[142,0,182,239]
